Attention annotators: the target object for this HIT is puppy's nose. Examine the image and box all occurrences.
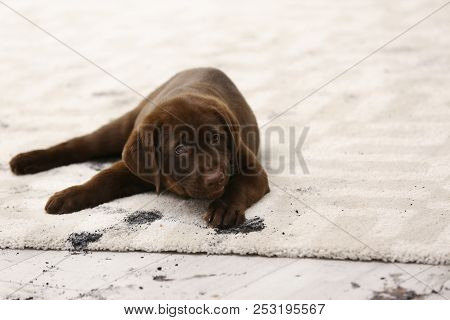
[204,171,225,188]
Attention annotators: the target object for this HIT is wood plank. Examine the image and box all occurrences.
[0,249,46,271]
[81,254,295,299]
[226,259,450,299]
[0,249,448,299]
[32,251,171,293]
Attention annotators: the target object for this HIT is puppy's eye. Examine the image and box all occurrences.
[211,133,220,145]
[175,144,187,155]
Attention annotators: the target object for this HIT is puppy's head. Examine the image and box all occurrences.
[122,94,241,199]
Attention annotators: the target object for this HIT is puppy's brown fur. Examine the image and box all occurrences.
[10,68,269,228]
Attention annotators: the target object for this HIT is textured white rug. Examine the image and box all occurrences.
[0,0,449,264]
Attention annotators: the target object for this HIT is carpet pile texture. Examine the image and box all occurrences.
[0,0,449,264]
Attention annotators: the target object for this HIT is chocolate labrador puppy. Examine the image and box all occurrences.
[9,67,269,228]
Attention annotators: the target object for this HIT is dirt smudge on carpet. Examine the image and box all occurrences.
[216,216,265,235]
[125,210,162,225]
[68,232,103,250]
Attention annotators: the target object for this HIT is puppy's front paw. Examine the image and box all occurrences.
[10,150,51,175]
[204,199,245,229]
[45,186,91,215]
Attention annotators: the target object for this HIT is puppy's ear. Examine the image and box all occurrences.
[214,106,242,175]
[122,124,161,193]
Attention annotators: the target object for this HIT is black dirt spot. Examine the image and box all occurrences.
[296,186,313,193]
[153,275,173,282]
[68,232,103,250]
[371,286,424,300]
[125,210,162,225]
[351,282,360,289]
[216,216,265,234]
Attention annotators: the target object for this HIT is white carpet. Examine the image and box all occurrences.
[0,0,449,264]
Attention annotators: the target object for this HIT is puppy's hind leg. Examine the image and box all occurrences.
[10,108,140,175]
[45,160,153,214]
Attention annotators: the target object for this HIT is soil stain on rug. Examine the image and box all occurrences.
[125,210,162,225]
[216,216,265,235]
[68,232,103,250]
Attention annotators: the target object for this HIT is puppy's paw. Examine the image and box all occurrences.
[10,150,51,175]
[204,199,245,229]
[45,186,91,215]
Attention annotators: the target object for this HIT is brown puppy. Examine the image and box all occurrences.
[9,68,270,228]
